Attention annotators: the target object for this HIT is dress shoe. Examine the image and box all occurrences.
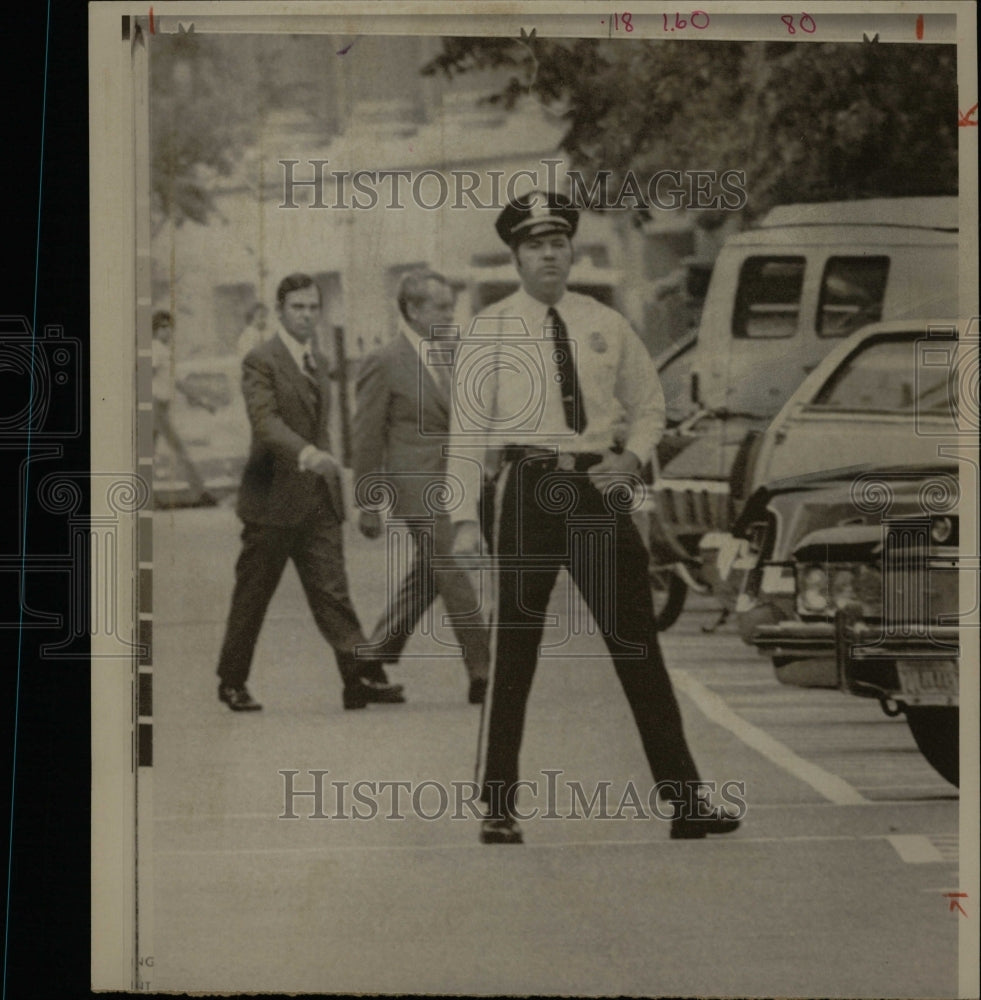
[342,684,369,710]
[359,678,406,704]
[468,677,488,705]
[670,806,741,840]
[218,683,262,712]
[480,816,523,844]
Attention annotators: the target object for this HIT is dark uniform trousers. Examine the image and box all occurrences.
[216,513,365,688]
[480,455,701,817]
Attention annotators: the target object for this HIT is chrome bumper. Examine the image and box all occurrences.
[751,621,834,656]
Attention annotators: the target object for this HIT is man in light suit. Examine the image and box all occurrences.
[216,272,404,712]
[353,270,490,704]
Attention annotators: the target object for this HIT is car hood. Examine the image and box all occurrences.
[736,462,959,560]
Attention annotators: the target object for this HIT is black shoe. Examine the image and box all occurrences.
[342,684,369,710]
[468,677,488,705]
[670,806,741,840]
[359,678,406,704]
[218,683,262,712]
[480,816,523,844]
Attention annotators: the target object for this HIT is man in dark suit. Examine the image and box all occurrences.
[216,272,404,712]
[353,270,490,704]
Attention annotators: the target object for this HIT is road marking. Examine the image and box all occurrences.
[670,669,868,806]
[887,835,946,863]
[154,798,956,823]
[154,831,958,858]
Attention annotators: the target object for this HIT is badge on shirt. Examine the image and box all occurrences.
[588,331,608,353]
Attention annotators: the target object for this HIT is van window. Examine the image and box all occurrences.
[732,256,805,339]
[817,256,890,337]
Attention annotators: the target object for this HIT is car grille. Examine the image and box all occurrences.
[654,482,730,534]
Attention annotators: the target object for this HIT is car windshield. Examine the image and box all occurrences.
[810,335,953,414]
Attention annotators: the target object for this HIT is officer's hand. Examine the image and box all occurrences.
[359,510,382,540]
[589,448,642,481]
[452,520,481,556]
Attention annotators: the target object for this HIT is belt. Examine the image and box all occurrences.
[501,446,604,472]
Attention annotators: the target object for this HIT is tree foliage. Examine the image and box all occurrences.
[423,38,958,217]
[150,34,332,227]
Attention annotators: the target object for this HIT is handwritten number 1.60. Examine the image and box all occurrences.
[661,11,710,31]
[781,13,816,33]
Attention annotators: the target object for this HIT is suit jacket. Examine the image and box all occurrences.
[236,335,345,526]
[352,332,452,520]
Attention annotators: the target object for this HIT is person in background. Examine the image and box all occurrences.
[352,270,490,704]
[151,309,216,507]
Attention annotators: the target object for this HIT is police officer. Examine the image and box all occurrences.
[448,191,741,844]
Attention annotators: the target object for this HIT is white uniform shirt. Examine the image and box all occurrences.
[446,287,665,523]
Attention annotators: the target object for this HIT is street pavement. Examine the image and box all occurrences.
[147,502,964,996]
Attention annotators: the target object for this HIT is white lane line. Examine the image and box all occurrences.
[887,834,946,863]
[154,831,958,859]
[670,669,868,806]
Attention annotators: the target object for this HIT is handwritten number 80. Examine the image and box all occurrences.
[781,13,816,33]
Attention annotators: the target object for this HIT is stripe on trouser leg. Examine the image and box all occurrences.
[473,461,513,792]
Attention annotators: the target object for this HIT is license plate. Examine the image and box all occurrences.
[896,660,958,697]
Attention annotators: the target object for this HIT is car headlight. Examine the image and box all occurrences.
[797,565,829,613]
[830,568,856,609]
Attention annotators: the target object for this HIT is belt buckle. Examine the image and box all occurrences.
[556,453,576,472]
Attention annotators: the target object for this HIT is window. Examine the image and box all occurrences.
[732,257,805,339]
[811,334,951,414]
[817,256,889,337]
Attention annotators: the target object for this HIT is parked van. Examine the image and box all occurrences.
[684,197,958,417]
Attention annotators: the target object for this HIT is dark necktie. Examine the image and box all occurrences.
[546,307,587,433]
[302,350,321,411]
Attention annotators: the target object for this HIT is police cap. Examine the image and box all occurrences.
[495,190,579,247]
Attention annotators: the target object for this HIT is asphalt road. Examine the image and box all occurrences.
[146,503,964,997]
